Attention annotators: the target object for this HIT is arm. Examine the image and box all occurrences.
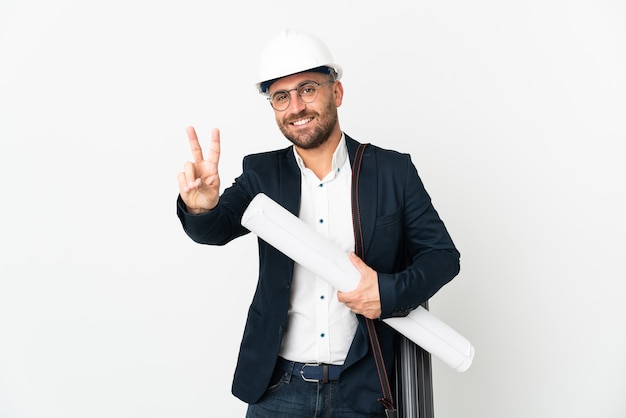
[377,157,460,318]
[338,154,460,319]
[176,126,250,245]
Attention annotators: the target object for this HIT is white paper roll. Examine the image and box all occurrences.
[241,193,474,372]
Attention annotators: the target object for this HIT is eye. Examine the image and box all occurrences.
[272,91,289,103]
[299,84,317,97]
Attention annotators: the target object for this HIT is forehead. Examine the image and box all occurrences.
[269,71,328,93]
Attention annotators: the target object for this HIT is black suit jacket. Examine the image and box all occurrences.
[177,134,460,414]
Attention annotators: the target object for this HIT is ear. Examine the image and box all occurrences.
[333,81,344,107]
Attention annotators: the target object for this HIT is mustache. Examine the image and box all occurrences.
[284,110,317,123]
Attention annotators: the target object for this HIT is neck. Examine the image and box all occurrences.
[295,130,342,180]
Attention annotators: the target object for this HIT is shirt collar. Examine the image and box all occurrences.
[293,133,348,179]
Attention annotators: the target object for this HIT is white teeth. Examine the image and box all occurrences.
[292,118,312,126]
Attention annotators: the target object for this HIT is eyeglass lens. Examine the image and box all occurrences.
[269,81,330,111]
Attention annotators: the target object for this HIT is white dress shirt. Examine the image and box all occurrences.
[278,134,359,365]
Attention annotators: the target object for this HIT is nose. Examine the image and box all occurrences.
[285,90,307,113]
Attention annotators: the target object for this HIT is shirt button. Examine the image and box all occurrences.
[319,219,324,224]
[320,333,326,338]
[320,295,325,300]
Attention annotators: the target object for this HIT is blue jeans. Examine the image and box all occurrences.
[245,365,386,418]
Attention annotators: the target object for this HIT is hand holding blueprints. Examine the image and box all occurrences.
[241,193,474,372]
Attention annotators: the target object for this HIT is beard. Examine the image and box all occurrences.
[277,100,338,150]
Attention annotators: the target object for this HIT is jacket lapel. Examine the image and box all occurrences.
[278,147,302,216]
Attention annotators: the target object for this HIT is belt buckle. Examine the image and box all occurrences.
[300,362,327,383]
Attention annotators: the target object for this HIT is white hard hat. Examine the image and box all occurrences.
[256,29,343,94]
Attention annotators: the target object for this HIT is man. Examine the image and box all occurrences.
[176,29,460,417]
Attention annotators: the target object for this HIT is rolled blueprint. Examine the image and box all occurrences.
[241,193,474,372]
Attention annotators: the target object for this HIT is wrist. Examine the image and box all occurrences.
[187,207,211,215]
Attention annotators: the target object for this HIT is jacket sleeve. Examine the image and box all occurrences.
[376,155,461,319]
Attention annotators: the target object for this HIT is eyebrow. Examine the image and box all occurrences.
[270,80,320,94]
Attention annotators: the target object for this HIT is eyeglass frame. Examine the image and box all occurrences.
[266,79,336,111]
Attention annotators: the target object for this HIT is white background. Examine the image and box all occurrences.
[1,1,625,417]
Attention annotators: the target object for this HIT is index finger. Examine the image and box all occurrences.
[207,128,221,166]
[186,126,204,163]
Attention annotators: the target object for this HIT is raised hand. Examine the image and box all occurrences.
[177,126,221,214]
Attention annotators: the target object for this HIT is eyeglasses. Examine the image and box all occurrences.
[267,80,334,111]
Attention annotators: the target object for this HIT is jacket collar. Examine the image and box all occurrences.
[279,133,377,260]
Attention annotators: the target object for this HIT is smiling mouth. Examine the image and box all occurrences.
[291,117,313,126]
